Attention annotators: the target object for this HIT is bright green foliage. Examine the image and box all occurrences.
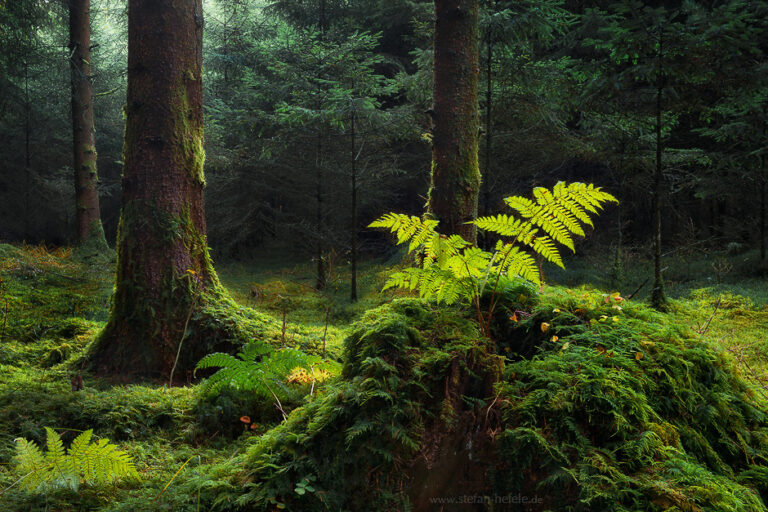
[196,342,320,400]
[229,289,768,512]
[12,428,138,493]
[494,287,768,511]
[235,299,496,511]
[370,182,616,323]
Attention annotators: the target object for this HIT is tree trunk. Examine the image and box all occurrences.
[68,0,107,247]
[651,28,667,310]
[316,135,326,290]
[24,56,31,236]
[350,110,358,302]
[761,162,766,261]
[92,0,230,379]
[480,2,494,250]
[427,0,481,243]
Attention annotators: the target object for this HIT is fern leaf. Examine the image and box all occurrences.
[13,429,138,493]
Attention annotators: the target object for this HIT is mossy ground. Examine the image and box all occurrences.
[1,243,768,511]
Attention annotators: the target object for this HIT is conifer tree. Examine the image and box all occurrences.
[428,0,482,243]
[68,0,107,248]
[91,0,229,378]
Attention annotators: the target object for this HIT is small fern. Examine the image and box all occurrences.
[196,341,317,399]
[370,182,616,335]
[12,428,139,493]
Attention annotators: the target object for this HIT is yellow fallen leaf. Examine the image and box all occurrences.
[635,352,644,361]
[541,322,550,333]
[551,335,559,342]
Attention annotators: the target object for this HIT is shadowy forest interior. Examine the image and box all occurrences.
[2,0,768,510]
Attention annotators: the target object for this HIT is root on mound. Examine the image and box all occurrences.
[232,290,768,512]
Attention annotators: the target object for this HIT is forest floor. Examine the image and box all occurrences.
[0,242,767,510]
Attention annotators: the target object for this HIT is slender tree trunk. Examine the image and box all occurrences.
[314,0,327,291]
[316,135,326,290]
[68,0,107,247]
[480,5,494,250]
[651,28,667,310]
[350,110,358,302]
[761,162,766,261]
[92,0,230,379]
[611,144,626,288]
[428,0,481,243]
[24,57,31,236]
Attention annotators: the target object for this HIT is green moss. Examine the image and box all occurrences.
[230,289,768,512]
[236,299,497,511]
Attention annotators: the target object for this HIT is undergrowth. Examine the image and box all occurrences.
[230,289,768,511]
[3,243,768,511]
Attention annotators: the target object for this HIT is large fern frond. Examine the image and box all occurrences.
[13,429,138,493]
[501,181,617,252]
[370,181,616,311]
[196,342,316,397]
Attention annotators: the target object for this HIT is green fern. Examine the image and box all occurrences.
[12,427,139,493]
[370,182,616,334]
[196,341,317,398]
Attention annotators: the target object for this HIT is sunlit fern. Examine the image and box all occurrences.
[196,341,317,398]
[12,428,139,493]
[370,182,617,334]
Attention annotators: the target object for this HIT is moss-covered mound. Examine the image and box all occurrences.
[235,290,768,511]
[237,299,501,511]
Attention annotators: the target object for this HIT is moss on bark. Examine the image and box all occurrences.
[89,0,234,380]
[427,0,481,244]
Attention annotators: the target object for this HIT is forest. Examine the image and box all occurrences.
[1,0,768,510]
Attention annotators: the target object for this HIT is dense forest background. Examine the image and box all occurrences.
[2,0,766,272]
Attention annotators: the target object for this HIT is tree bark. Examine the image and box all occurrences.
[761,162,766,261]
[92,0,229,379]
[316,135,326,290]
[427,0,481,243]
[651,27,667,310]
[68,0,107,247]
[350,110,358,302]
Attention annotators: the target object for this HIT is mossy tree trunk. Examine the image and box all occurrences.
[68,0,107,247]
[427,0,481,244]
[92,0,225,379]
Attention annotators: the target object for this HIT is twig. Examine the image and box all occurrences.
[1,300,7,340]
[322,307,330,358]
[0,471,34,497]
[93,87,120,98]
[262,380,288,421]
[281,308,287,344]
[155,455,196,501]
[697,297,721,335]
[627,277,650,300]
[169,305,194,387]
[310,365,316,398]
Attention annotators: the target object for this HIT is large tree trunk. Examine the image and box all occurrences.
[427,0,481,244]
[92,0,229,379]
[68,0,107,247]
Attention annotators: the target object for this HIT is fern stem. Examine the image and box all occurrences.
[0,470,35,497]
[155,454,196,501]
